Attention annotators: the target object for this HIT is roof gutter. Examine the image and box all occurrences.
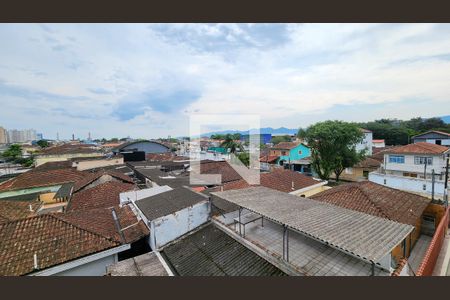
[28,244,130,276]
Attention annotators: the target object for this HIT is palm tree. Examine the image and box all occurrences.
[220,134,243,154]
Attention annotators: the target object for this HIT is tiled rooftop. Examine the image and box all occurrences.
[0,200,42,223]
[0,214,119,276]
[311,181,431,226]
[385,142,449,155]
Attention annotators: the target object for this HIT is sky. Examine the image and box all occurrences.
[0,23,449,140]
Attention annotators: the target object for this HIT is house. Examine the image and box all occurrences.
[411,130,450,146]
[268,142,311,172]
[160,223,287,276]
[310,181,444,272]
[34,143,102,167]
[217,168,329,197]
[71,155,124,171]
[211,186,414,275]
[373,139,386,148]
[0,204,149,276]
[369,142,450,199]
[112,140,171,162]
[333,157,382,182]
[132,186,210,250]
[357,128,373,155]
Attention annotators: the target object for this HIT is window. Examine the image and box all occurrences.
[298,150,302,155]
[436,140,442,145]
[281,151,288,156]
[414,156,432,165]
[363,170,369,178]
[389,155,405,164]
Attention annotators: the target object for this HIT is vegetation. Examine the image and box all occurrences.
[2,144,34,167]
[299,120,365,181]
[220,134,243,154]
[237,152,250,166]
[36,140,49,148]
[211,133,241,140]
[356,117,450,145]
[270,135,291,145]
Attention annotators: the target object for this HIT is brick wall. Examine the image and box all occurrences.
[416,206,449,276]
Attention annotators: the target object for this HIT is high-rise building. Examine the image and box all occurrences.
[0,127,7,144]
[7,129,38,143]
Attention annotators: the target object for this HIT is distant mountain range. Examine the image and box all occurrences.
[440,115,450,124]
[202,127,299,137]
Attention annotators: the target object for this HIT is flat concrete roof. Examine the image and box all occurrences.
[212,186,414,263]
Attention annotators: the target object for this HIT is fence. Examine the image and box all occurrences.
[416,207,449,276]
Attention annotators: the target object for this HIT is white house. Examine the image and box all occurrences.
[356,128,373,155]
[372,139,386,148]
[411,130,450,146]
[369,142,450,199]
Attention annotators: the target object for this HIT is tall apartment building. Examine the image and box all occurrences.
[0,127,7,144]
[7,129,37,143]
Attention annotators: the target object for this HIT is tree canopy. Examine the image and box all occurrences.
[357,117,450,145]
[270,135,291,145]
[36,140,49,148]
[220,134,243,154]
[299,120,365,181]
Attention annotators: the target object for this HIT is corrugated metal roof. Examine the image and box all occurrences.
[211,186,414,263]
[161,223,287,276]
[135,186,208,220]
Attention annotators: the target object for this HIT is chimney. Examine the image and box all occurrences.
[29,204,33,212]
[291,181,294,190]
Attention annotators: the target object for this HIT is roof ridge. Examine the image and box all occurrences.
[359,183,391,220]
[52,213,121,245]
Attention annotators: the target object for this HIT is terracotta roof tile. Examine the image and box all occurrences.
[0,168,87,192]
[385,142,449,155]
[200,160,243,183]
[0,214,119,276]
[68,181,135,211]
[72,170,134,193]
[0,200,42,223]
[311,181,432,225]
[355,157,382,168]
[59,205,149,244]
[260,155,279,163]
[219,169,322,193]
[270,142,299,150]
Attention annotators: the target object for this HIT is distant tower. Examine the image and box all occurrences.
[56,132,59,141]
[88,132,91,140]
[72,133,75,141]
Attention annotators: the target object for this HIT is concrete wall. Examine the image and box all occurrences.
[35,153,101,167]
[369,172,447,199]
[356,132,373,155]
[383,153,447,176]
[47,254,117,276]
[120,141,170,154]
[150,201,210,249]
[74,157,124,171]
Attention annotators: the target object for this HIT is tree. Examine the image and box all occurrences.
[220,134,243,154]
[36,140,49,148]
[333,147,366,182]
[299,121,365,181]
[270,135,291,145]
[2,144,22,161]
[237,152,250,166]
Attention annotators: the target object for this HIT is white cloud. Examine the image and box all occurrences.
[0,23,449,139]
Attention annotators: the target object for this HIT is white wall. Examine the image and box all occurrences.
[52,254,117,276]
[356,132,373,155]
[150,201,210,249]
[384,154,447,175]
[425,139,450,146]
[369,172,447,199]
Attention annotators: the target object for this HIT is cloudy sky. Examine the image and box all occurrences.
[0,23,449,140]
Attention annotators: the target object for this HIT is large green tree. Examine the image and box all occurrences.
[36,140,49,148]
[299,121,365,181]
[270,135,291,145]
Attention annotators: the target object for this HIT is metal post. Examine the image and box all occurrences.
[282,225,286,260]
[431,169,435,201]
[286,227,289,262]
[238,207,242,236]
